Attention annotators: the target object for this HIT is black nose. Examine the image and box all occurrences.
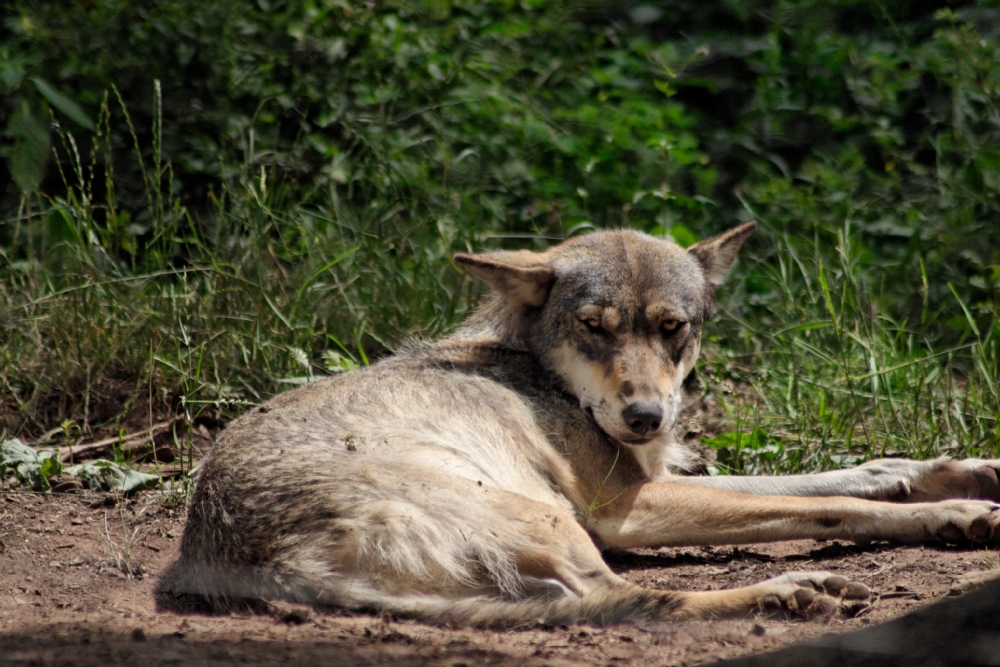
[622,401,663,436]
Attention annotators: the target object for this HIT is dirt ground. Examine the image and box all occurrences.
[2,489,999,667]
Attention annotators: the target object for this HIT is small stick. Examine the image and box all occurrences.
[59,420,177,462]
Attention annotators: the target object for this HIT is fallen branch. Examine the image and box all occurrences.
[59,420,179,462]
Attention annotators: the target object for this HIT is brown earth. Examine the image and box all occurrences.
[2,488,999,667]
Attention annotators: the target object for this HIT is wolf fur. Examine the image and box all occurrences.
[159,222,1000,626]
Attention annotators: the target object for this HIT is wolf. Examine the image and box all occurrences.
[159,222,1000,626]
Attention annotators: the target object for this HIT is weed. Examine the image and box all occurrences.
[587,448,627,514]
[157,488,188,511]
[100,493,141,579]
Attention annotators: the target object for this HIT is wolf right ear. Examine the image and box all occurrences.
[688,221,757,289]
[454,250,554,309]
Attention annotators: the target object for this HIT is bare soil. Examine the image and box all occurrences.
[2,489,998,667]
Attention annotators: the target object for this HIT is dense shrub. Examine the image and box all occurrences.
[1,1,714,242]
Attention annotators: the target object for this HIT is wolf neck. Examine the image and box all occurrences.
[450,294,533,351]
[625,438,682,481]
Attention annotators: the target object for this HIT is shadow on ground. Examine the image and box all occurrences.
[721,577,1000,667]
[0,627,526,667]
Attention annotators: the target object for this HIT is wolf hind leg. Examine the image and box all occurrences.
[331,483,688,625]
[337,478,628,602]
[335,485,873,626]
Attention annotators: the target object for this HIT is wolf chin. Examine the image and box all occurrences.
[159,222,1000,626]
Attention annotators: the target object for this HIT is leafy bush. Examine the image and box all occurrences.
[2,0,714,240]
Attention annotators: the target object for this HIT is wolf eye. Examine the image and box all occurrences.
[580,316,602,332]
[661,319,683,336]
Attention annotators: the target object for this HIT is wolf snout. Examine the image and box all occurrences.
[622,401,663,436]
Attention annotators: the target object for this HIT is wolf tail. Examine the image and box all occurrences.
[340,584,683,627]
[156,559,681,628]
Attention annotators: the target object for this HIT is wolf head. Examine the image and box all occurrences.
[456,222,755,447]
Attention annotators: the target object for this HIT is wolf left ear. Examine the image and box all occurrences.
[454,250,554,309]
[688,221,757,289]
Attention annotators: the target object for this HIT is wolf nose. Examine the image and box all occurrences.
[622,402,663,436]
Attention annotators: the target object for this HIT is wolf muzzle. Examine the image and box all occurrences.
[622,401,664,437]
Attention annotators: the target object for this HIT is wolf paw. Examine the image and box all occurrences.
[860,458,1000,503]
[754,571,871,620]
[919,459,1000,503]
[926,500,1000,545]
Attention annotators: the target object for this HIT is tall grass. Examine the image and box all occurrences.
[701,220,1000,474]
[3,88,999,476]
[0,87,478,452]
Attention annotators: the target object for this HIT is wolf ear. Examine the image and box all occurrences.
[688,221,757,289]
[454,250,554,309]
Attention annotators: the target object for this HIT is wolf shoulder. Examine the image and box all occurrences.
[210,343,595,467]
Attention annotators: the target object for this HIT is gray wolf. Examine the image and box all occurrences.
[159,222,1000,626]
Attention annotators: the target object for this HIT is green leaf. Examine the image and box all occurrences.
[978,148,1000,174]
[654,79,676,98]
[771,320,834,336]
[322,349,359,373]
[0,438,41,467]
[0,439,61,492]
[38,454,63,480]
[7,103,50,192]
[701,428,770,450]
[3,440,158,494]
[0,59,25,90]
[31,77,95,131]
[668,224,700,248]
[45,207,85,246]
[66,460,160,494]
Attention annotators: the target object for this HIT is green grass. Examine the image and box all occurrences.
[701,223,999,475]
[4,114,997,481]
[1,90,478,451]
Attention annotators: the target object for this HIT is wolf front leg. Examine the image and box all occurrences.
[585,482,1000,548]
[671,457,1000,503]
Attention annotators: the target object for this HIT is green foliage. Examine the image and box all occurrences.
[65,459,161,494]
[0,438,62,491]
[0,437,157,493]
[6,100,50,192]
[700,224,1000,475]
[702,427,781,476]
[1,0,713,233]
[705,5,1000,324]
[1,1,998,470]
